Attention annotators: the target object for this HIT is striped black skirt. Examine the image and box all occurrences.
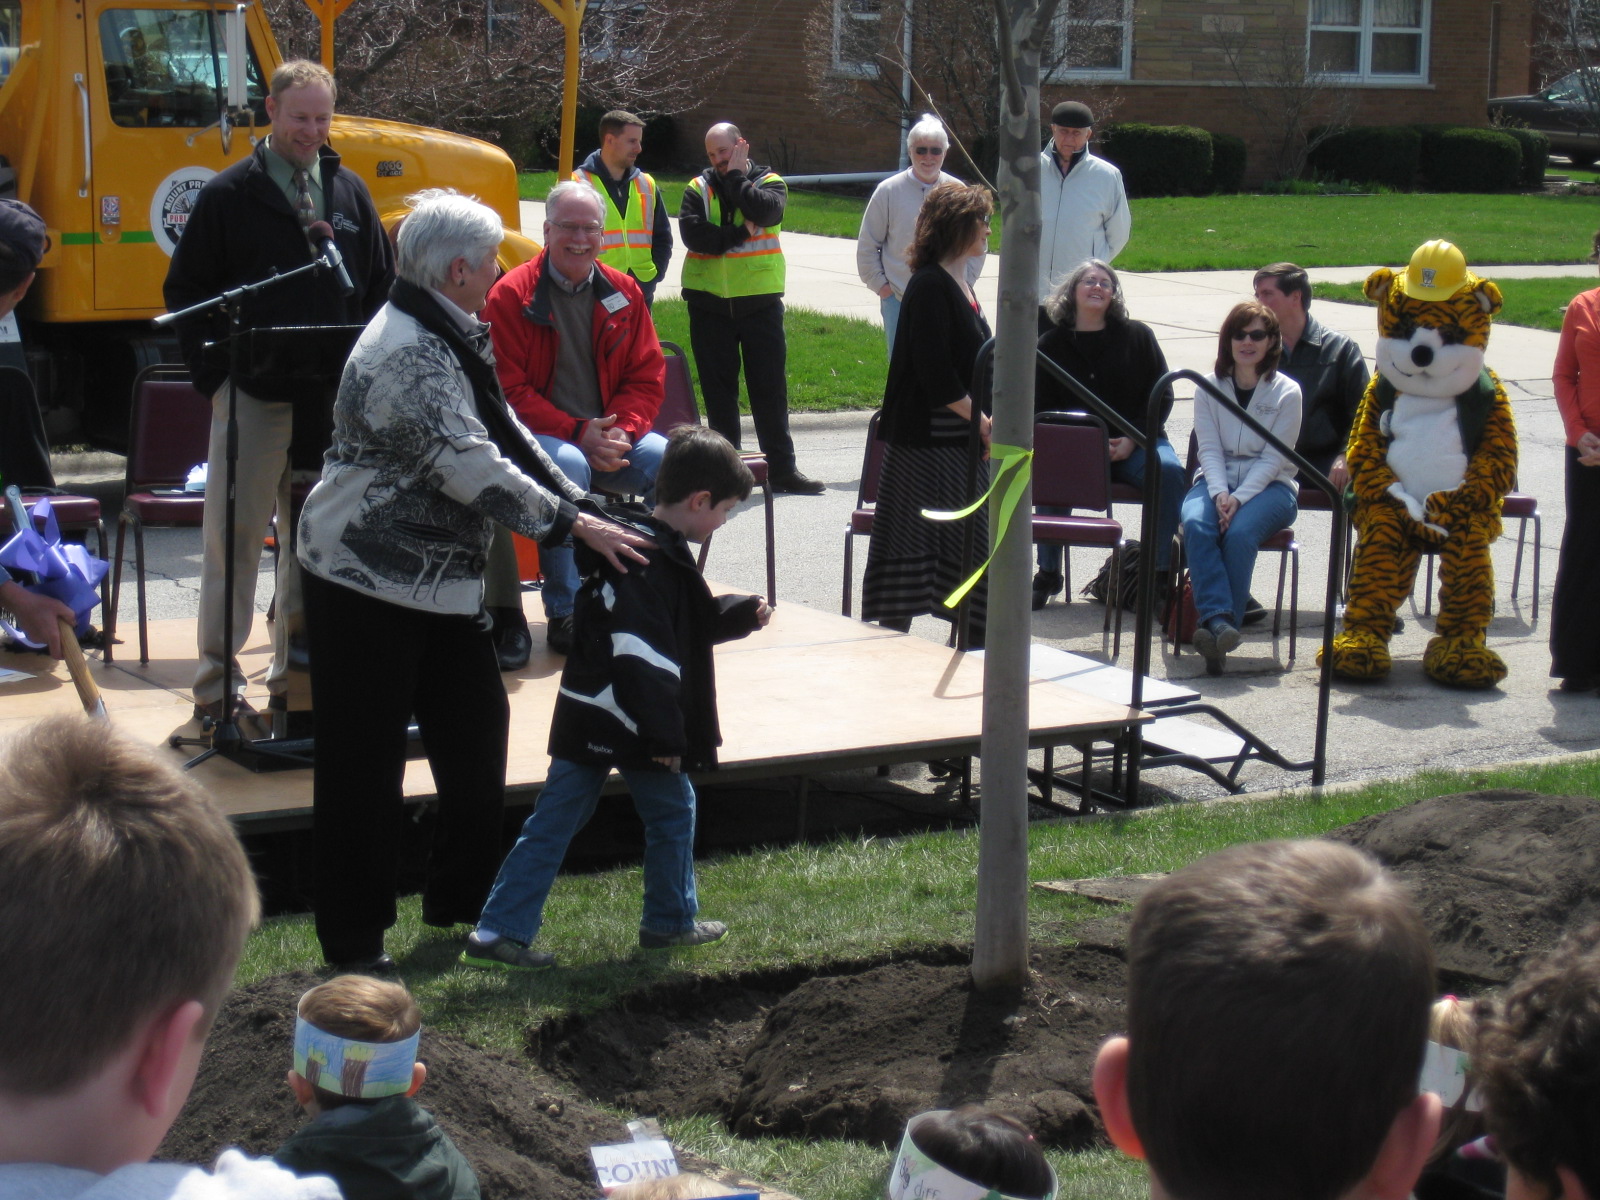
[860,417,989,633]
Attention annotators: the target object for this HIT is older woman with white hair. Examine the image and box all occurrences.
[297,188,649,972]
[856,113,982,351]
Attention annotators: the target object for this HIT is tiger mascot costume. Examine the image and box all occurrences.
[1321,240,1517,688]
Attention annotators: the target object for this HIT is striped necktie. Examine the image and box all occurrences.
[293,167,317,250]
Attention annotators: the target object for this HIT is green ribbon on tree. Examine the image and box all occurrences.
[920,442,1033,609]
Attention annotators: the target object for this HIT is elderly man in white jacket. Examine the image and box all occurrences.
[1038,101,1130,327]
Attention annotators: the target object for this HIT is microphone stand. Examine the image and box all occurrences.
[156,255,337,771]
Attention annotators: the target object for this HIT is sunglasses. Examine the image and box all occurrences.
[1232,328,1270,342]
[912,146,945,156]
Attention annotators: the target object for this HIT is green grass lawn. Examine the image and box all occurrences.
[234,754,1600,1200]
[525,171,1598,270]
[1317,275,1598,331]
[650,298,887,413]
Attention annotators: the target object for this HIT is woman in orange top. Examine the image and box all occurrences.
[1550,230,1600,692]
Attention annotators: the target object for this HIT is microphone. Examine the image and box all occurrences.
[309,220,355,298]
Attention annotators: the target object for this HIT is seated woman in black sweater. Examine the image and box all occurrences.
[1033,259,1185,612]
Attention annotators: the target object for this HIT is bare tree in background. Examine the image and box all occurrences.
[264,0,742,160]
[804,0,1125,180]
[1207,21,1356,182]
[1523,0,1600,165]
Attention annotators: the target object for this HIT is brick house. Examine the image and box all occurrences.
[674,0,1533,186]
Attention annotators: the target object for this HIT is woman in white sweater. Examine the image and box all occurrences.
[1181,300,1302,671]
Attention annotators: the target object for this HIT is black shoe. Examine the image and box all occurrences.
[1392,615,1405,635]
[1241,597,1268,626]
[1559,676,1599,693]
[491,607,532,672]
[770,470,826,495]
[326,952,396,976]
[1031,570,1064,611]
[546,614,575,656]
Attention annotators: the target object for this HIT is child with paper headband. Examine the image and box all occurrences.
[887,1107,1056,1200]
[275,976,480,1200]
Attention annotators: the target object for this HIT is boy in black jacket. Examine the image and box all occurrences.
[464,426,770,970]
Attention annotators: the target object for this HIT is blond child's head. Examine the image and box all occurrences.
[289,976,425,1114]
[0,715,259,1167]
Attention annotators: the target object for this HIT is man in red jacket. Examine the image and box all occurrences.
[482,181,666,658]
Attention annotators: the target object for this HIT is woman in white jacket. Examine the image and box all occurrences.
[1181,300,1302,671]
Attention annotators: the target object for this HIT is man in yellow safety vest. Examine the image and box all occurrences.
[572,109,673,307]
[679,122,824,494]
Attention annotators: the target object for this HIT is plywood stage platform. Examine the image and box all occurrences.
[0,592,1147,828]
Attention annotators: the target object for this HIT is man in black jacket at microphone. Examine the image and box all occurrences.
[164,59,393,725]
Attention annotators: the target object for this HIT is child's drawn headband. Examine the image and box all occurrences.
[292,1016,419,1099]
[885,1111,1059,1200]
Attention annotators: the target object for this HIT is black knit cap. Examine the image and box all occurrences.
[1049,101,1094,128]
[0,199,46,272]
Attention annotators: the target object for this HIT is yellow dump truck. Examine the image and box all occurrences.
[0,0,538,447]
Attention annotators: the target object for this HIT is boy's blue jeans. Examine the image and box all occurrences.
[1179,478,1298,627]
[477,757,698,945]
[1036,437,1186,575]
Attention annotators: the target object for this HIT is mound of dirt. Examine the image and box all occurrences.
[533,944,1125,1148]
[1329,790,1600,984]
[160,972,632,1200]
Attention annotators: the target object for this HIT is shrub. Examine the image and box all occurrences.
[1207,132,1247,194]
[1419,127,1522,192]
[1306,126,1421,190]
[1495,124,1550,187]
[1097,123,1213,197]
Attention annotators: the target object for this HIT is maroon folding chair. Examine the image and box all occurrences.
[658,340,777,602]
[841,409,888,617]
[1033,411,1128,658]
[107,365,212,664]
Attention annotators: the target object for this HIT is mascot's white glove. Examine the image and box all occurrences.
[1387,481,1447,536]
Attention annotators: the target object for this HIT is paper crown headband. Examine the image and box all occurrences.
[292,1015,420,1099]
[885,1111,1059,1200]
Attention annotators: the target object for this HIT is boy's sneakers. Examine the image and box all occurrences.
[461,930,555,972]
[640,921,728,950]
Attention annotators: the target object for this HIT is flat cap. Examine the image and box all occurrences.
[1050,101,1094,128]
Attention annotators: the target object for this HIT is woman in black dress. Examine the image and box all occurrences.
[860,181,993,645]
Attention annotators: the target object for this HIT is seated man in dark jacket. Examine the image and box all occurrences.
[1254,262,1370,491]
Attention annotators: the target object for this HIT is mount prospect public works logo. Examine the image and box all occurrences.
[150,166,217,256]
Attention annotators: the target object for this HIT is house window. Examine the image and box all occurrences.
[1045,0,1131,80]
[832,0,881,78]
[586,0,646,65]
[1308,0,1428,82]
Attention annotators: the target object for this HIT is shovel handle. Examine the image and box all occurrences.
[58,616,105,719]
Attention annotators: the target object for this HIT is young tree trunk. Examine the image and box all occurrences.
[971,0,1058,992]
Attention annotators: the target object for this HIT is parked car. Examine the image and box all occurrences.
[1490,67,1600,167]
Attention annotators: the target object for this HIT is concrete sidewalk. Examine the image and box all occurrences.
[65,210,1599,802]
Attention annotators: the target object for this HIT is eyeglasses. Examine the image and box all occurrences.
[1232,328,1270,342]
[912,146,945,156]
[1079,278,1114,291]
[553,221,603,236]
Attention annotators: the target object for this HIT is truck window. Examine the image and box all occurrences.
[0,1,20,88]
[99,8,265,128]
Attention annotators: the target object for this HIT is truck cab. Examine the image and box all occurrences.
[0,0,537,446]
